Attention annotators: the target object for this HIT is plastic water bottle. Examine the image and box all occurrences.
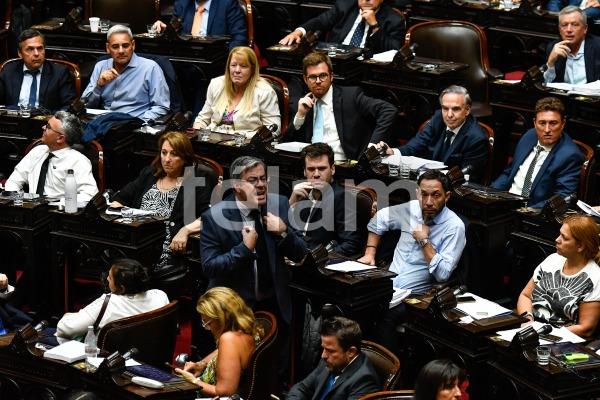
[64,169,77,213]
[84,325,98,371]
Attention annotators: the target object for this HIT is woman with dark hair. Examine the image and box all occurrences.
[415,359,464,400]
[517,214,600,338]
[175,287,263,397]
[111,131,215,267]
[55,258,168,339]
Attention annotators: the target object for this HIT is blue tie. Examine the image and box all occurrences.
[319,373,336,400]
[349,19,366,47]
[25,69,40,108]
[312,99,324,143]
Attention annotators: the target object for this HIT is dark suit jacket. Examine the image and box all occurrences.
[284,85,396,160]
[399,111,489,182]
[491,129,583,208]
[287,351,381,400]
[113,164,215,238]
[294,182,366,256]
[546,35,600,83]
[200,194,308,323]
[301,0,405,53]
[0,59,75,112]
[173,0,247,48]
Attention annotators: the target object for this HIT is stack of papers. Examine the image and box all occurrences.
[43,340,87,363]
[577,200,600,218]
[105,208,154,217]
[381,155,446,170]
[390,287,411,309]
[496,321,584,344]
[454,292,511,320]
[274,142,310,153]
[546,80,600,97]
[325,261,376,273]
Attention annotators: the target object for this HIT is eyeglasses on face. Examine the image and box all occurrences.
[306,73,330,83]
[43,124,64,135]
[242,176,270,186]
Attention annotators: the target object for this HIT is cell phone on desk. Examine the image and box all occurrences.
[456,295,476,303]
[107,206,123,213]
[539,333,563,343]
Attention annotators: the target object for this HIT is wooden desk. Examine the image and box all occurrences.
[49,210,165,313]
[0,333,197,399]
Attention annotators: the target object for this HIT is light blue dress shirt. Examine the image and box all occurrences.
[82,53,170,121]
[196,0,212,36]
[544,40,587,85]
[367,200,466,294]
[18,64,43,107]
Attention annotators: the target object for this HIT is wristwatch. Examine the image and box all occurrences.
[417,238,429,248]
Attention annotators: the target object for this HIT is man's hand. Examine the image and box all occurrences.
[585,0,600,7]
[153,20,167,33]
[170,226,190,253]
[242,225,258,251]
[290,182,314,206]
[547,40,571,68]
[412,224,430,242]
[357,254,376,265]
[376,141,393,155]
[0,274,8,291]
[279,29,303,45]
[264,212,287,235]
[361,9,378,27]
[296,93,315,119]
[97,68,120,87]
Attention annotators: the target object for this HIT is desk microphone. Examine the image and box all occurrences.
[453,285,467,296]
[536,324,553,335]
[122,347,139,360]
[34,320,48,332]
[267,124,280,140]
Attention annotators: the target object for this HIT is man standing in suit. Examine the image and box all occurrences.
[283,52,396,161]
[289,143,367,256]
[200,156,308,324]
[287,316,380,399]
[544,6,600,84]
[491,97,583,208]
[377,85,489,182]
[279,0,405,53]
[81,25,170,122]
[0,29,76,112]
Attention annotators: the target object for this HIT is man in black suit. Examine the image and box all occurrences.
[377,85,489,182]
[200,156,308,325]
[279,0,405,53]
[283,52,396,161]
[544,6,600,84]
[287,316,380,399]
[289,143,367,256]
[0,29,75,112]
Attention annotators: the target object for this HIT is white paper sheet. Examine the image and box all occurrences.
[496,321,585,344]
[372,50,397,62]
[381,155,446,170]
[577,200,600,218]
[454,292,512,320]
[390,287,411,308]
[105,207,154,217]
[85,108,112,116]
[325,261,377,273]
[274,142,310,153]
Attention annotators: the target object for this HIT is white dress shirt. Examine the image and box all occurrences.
[18,64,43,108]
[509,141,554,195]
[5,145,99,201]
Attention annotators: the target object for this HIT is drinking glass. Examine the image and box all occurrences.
[536,345,550,366]
[99,20,110,33]
[121,207,134,224]
[89,17,100,33]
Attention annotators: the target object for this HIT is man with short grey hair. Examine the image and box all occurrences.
[200,156,307,324]
[6,111,98,200]
[81,25,170,121]
[544,6,600,84]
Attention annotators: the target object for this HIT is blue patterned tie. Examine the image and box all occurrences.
[349,19,366,47]
[25,69,40,108]
[318,373,336,400]
[521,145,543,198]
[312,99,324,143]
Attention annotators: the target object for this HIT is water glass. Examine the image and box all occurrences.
[146,24,157,38]
[399,162,411,179]
[234,133,245,147]
[536,345,550,366]
[89,17,100,33]
[503,0,513,8]
[199,129,211,142]
[19,104,31,118]
[327,45,337,58]
[12,190,24,206]
[99,20,110,33]
[121,207,134,224]
[388,163,399,177]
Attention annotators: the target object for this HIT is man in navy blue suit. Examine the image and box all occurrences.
[377,85,489,183]
[491,97,583,208]
[200,156,308,325]
[0,29,75,112]
[152,0,247,49]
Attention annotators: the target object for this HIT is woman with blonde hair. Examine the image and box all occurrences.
[517,214,600,338]
[176,287,263,396]
[192,46,280,136]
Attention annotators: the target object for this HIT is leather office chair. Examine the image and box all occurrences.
[0,58,82,97]
[358,390,415,400]
[24,138,105,194]
[404,21,502,117]
[85,0,160,33]
[239,0,254,48]
[572,139,594,202]
[97,300,179,367]
[260,74,289,133]
[362,340,401,390]
[240,310,278,400]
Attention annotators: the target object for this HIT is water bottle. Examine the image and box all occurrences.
[84,325,98,371]
[64,169,77,213]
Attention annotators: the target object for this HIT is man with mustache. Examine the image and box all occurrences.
[81,25,170,121]
[544,6,600,84]
[491,97,583,208]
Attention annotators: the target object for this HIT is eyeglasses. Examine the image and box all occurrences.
[242,176,270,186]
[306,73,330,83]
[43,124,64,135]
[201,318,212,330]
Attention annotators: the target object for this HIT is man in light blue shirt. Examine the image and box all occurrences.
[358,169,466,354]
[81,25,170,121]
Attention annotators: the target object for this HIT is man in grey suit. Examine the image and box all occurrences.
[287,316,381,400]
